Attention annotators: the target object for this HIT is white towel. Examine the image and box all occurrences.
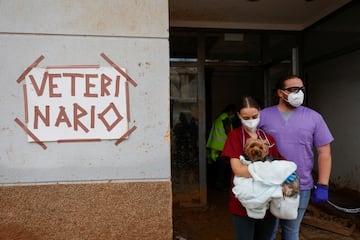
[248,160,297,185]
[232,160,299,219]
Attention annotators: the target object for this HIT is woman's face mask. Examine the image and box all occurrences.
[240,118,260,132]
[282,90,304,108]
[238,107,260,132]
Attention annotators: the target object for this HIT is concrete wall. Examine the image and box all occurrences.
[305,50,360,192]
[0,1,172,239]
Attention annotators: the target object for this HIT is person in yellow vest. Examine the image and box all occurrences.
[207,104,237,191]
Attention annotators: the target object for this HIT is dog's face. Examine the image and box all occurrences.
[244,138,269,162]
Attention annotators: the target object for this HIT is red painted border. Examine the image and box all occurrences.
[115,126,137,145]
[16,55,45,83]
[100,53,138,87]
[14,118,47,149]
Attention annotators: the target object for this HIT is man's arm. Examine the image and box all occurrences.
[222,118,232,135]
[316,143,332,185]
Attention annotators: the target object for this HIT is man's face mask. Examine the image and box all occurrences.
[282,87,304,108]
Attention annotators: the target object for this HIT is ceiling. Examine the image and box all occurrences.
[169,0,352,31]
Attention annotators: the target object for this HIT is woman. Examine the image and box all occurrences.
[222,96,284,240]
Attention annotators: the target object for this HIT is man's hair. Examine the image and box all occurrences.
[223,104,237,113]
[276,74,302,90]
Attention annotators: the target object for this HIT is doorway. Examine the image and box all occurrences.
[170,28,300,207]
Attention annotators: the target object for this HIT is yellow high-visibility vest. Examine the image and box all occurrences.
[206,112,232,162]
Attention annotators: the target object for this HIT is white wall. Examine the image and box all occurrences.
[305,50,360,191]
[0,0,170,184]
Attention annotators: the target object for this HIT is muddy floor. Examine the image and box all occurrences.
[173,186,360,240]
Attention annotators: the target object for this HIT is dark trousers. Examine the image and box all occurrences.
[233,215,276,240]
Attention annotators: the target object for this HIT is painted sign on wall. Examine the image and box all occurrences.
[15,53,137,149]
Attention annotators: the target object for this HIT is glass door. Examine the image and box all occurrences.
[170,66,202,207]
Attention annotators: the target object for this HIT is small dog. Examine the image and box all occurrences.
[244,138,300,198]
[244,138,273,162]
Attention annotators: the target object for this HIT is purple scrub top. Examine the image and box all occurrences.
[259,106,334,190]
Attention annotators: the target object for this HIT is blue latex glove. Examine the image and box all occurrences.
[284,172,297,184]
[312,184,329,203]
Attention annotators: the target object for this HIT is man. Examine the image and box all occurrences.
[206,104,237,191]
[259,75,333,240]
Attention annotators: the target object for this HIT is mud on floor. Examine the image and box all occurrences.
[173,187,360,240]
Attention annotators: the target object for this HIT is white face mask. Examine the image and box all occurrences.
[283,90,304,107]
[241,118,260,132]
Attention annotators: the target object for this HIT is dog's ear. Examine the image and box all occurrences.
[244,139,256,161]
[260,139,270,154]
